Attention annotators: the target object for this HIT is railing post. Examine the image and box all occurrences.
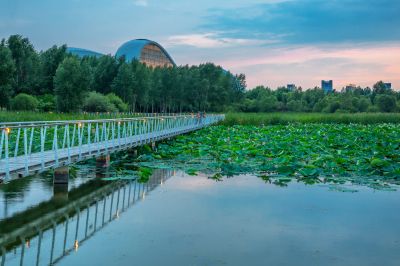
[14,128,21,157]
[53,125,59,167]
[23,128,28,175]
[5,129,10,180]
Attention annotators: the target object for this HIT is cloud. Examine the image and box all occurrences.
[165,32,279,48]
[133,0,148,7]
[219,43,400,89]
[203,0,400,45]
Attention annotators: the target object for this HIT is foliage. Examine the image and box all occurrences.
[375,95,397,112]
[6,35,41,95]
[130,125,400,190]
[10,93,39,111]
[54,57,90,112]
[106,93,128,112]
[222,112,400,125]
[0,42,15,108]
[0,111,143,122]
[37,94,56,112]
[238,85,400,113]
[83,91,117,112]
[1,34,399,114]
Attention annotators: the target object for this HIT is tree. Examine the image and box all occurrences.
[111,63,136,110]
[375,95,396,112]
[92,55,119,94]
[7,35,41,94]
[0,43,15,108]
[83,92,117,112]
[11,93,39,111]
[40,45,67,94]
[54,57,90,112]
[106,93,128,112]
[37,94,56,112]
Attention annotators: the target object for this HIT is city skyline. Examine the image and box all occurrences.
[1,0,399,90]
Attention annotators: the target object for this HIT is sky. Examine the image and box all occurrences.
[1,0,399,90]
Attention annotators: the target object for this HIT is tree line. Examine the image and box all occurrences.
[0,35,244,113]
[237,83,400,113]
[0,34,399,114]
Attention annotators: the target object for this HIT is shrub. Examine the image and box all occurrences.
[375,95,396,112]
[11,93,39,111]
[37,94,56,112]
[106,93,128,112]
[83,92,117,112]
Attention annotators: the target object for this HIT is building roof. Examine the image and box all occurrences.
[115,39,176,66]
[66,47,104,58]
[66,39,175,66]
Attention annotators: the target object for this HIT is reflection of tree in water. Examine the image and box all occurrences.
[1,176,37,218]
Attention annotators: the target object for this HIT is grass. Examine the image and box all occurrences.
[0,111,147,123]
[221,112,400,125]
[2,111,399,124]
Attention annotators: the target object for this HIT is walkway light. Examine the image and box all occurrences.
[78,122,82,128]
[4,128,10,134]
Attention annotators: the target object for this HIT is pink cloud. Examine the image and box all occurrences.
[219,43,400,89]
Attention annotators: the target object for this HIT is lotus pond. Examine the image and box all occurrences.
[115,124,400,191]
[2,123,400,265]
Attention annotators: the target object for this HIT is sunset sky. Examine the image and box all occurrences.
[1,0,399,89]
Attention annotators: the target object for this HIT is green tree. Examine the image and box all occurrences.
[112,63,136,110]
[11,93,39,111]
[54,57,90,112]
[7,35,41,94]
[83,92,117,112]
[39,45,67,94]
[375,95,396,112]
[0,43,15,108]
[92,55,119,94]
[106,93,128,112]
[37,94,56,112]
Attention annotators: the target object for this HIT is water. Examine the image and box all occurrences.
[1,170,400,266]
[0,165,97,220]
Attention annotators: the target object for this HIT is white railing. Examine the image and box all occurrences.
[0,114,224,181]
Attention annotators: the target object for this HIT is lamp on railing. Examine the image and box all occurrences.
[74,240,79,251]
[4,128,10,134]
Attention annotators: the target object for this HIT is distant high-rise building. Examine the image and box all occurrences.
[345,84,357,91]
[321,80,333,93]
[384,83,392,90]
[287,84,296,91]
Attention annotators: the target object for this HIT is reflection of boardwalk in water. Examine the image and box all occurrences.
[0,169,173,266]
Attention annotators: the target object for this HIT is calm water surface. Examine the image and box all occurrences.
[1,170,400,266]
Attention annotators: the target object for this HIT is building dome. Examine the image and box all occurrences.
[67,39,175,68]
[115,39,175,67]
[66,47,104,58]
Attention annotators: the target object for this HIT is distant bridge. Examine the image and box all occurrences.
[0,114,224,182]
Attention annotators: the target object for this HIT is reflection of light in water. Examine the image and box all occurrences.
[74,240,79,251]
[25,239,30,248]
[116,210,120,219]
[142,192,145,200]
